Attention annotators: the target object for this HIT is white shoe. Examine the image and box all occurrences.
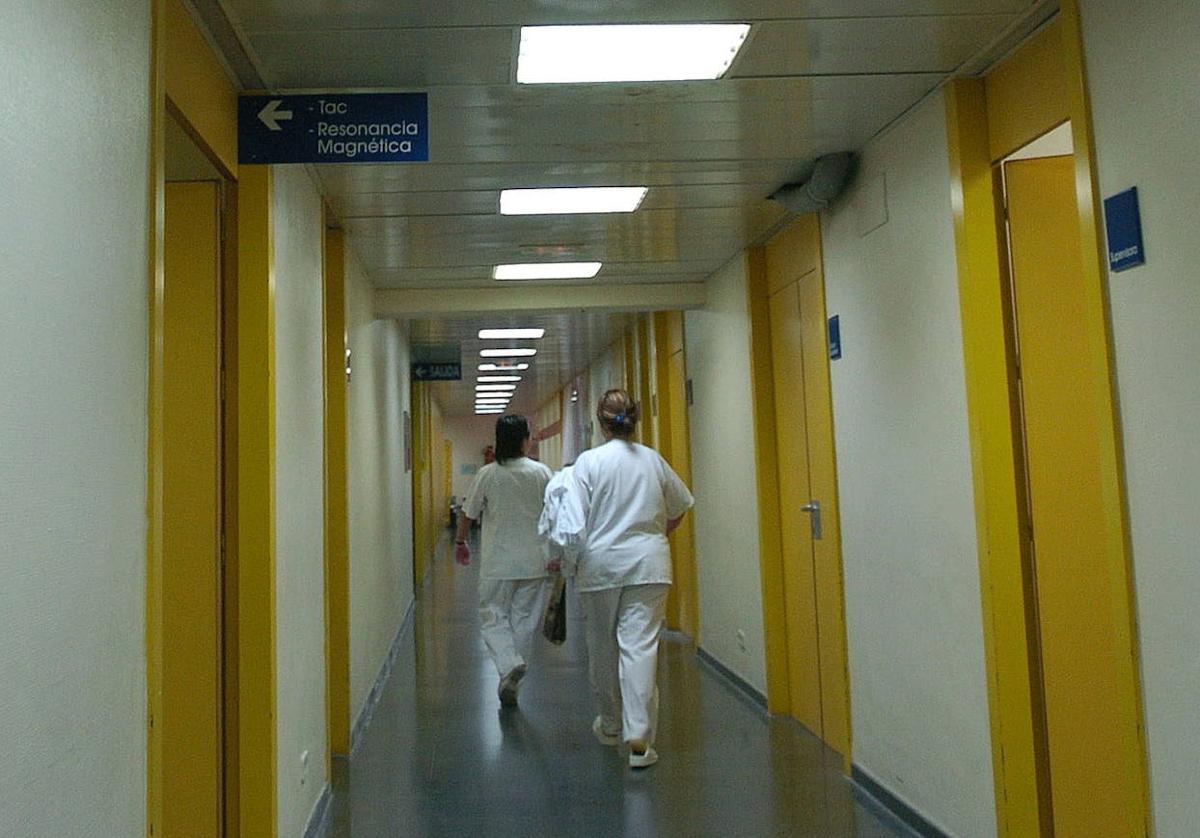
[498,664,527,707]
[592,716,620,747]
[629,746,658,769]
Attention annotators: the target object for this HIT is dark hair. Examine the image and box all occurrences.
[597,389,639,439]
[494,415,530,464]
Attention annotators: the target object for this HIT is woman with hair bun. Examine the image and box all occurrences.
[566,388,693,768]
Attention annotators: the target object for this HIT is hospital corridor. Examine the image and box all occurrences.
[2,1,1198,837]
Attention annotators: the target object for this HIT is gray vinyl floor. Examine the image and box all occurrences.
[327,534,911,837]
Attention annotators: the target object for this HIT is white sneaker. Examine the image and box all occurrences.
[629,746,658,769]
[592,716,620,746]
[498,664,527,707]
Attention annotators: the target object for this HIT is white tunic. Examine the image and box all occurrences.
[462,456,553,580]
[569,440,694,593]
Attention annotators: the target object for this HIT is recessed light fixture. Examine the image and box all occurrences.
[517,24,751,84]
[476,400,510,407]
[500,187,648,216]
[494,262,602,281]
[479,363,530,372]
[476,384,518,392]
[480,348,538,358]
[476,409,505,415]
[478,328,546,340]
[478,375,522,383]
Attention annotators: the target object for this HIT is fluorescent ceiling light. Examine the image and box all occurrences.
[479,363,530,372]
[478,328,546,340]
[478,375,522,383]
[476,384,517,392]
[518,24,750,84]
[476,409,505,415]
[500,187,647,216]
[493,262,601,281]
[476,400,510,407]
[480,348,539,358]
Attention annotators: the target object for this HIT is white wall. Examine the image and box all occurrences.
[684,257,769,695]
[587,346,622,448]
[445,415,495,501]
[272,166,328,835]
[0,4,149,835]
[345,253,416,720]
[1079,3,1200,833]
[820,92,996,836]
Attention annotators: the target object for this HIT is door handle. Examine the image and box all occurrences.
[801,500,822,540]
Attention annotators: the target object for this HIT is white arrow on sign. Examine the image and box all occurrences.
[257,99,293,132]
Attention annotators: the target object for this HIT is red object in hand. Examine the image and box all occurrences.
[455,542,471,566]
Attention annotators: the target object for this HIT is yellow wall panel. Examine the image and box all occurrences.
[165,0,239,178]
[985,20,1069,162]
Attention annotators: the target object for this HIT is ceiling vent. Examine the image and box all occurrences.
[769,152,857,215]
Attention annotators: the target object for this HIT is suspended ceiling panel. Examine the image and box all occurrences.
[223,0,1036,294]
[220,0,1039,414]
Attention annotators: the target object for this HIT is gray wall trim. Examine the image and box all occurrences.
[696,645,769,712]
[851,765,952,838]
[348,597,416,756]
[302,782,332,838]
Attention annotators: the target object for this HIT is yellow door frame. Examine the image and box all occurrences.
[150,2,279,835]
[651,312,699,639]
[945,9,1150,836]
[744,249,792,715]
[323,224,351,759]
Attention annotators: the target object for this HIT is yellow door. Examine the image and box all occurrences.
[768,283,823,734]
[798,264,852,758]
[1006,155,1146,836]
[765,215,852,758]
[162,181,223,837]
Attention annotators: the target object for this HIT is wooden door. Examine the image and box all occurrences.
[766,215,851,757]
[1006,155,1146,836]
[797,263,852,758]
[769,282,823,734]
[163,180,223,836]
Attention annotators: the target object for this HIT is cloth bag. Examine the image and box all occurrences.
[542,574,567,645]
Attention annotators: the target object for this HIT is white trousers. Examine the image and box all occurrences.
[479,577,550,678]
[580,583,670,746]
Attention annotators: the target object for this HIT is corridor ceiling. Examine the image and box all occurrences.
[213,0,1048,415]
[408,312,632,417]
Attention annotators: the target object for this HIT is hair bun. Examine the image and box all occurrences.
[597,389,639,438]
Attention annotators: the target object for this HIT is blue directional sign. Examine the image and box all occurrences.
[238,93,428,165]
[1103,187,1146,272]
[412,362,461,382]
[828,315,842,360]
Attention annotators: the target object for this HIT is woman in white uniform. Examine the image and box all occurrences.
[455,415,554,707]
[569,389,694,768]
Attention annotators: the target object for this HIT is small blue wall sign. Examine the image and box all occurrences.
[238,92,428,165]
[411,362,461,381]
[828,315,842,360]
[1103,187,1146,272]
